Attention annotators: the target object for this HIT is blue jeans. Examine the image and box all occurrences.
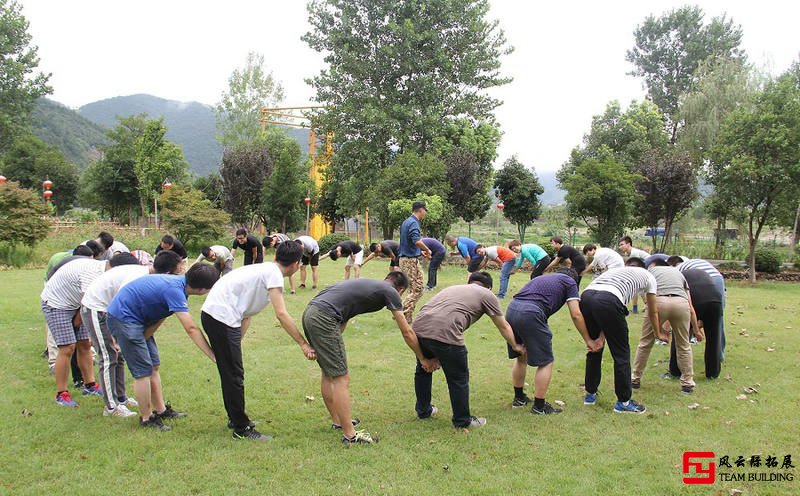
[107,315,159,379]
[498,259,516,298]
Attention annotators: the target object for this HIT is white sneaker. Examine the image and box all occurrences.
[122,397,138,408]
[468,416,487,428]
[104,404,137,418]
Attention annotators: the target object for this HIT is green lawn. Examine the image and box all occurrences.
[1,260,798,495]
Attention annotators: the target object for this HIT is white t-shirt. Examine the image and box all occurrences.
[82,264,150,312]
[629,247,650,260]
[196,245,234,264]
[295,236,319,256]
[587,247,624,272]
[41,258,108,309]
[201,263,285,328]
[103,241,130,260]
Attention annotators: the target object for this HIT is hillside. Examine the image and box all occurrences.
[31,98,109,168]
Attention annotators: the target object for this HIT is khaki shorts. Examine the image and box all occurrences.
[302,304,348,377]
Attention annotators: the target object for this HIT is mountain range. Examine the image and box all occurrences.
[32,94,565,203]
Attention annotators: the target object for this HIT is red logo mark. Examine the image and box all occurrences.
[683,451,716,484]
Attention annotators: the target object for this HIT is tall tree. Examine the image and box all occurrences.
[160,186,231,250]
[192,172,224,209]
[261,129,312,232]
[219,141,272,228]
[710,71,800,282]
[214,52,285,147]
[626,5,744,142]
[494,156,543,242]
[0,179,50,246]
[133,119,189,218]
[303,0,512,215]
[0,0,51,150]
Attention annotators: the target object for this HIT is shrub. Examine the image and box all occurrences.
[0,181,50,247]
[754,248,782,274]
[63,208,101,223]
[160,187,231,251]
[0,244,34,267]
[318,233,351,254]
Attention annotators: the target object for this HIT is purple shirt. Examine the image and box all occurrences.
[512,273,579,317]
[422,238,445,256]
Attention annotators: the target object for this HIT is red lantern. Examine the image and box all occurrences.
[163,181,173,190]
[0,175,7,183]
[304,197,311,205]
[43,179,53,189]
[43,190,53,199]
[497,202,505,210]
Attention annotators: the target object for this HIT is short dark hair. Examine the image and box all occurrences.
[153,250,182,274]
[161,234,175,246]
[368,242,378,253]
[582,243,597,255]
[84,240,104,257]
[328,248,339,261]
[412,200,427,212]
[649,258,670,267]
[666,255,683,267]
[109,252,140,267]
[97,231,114,249]
[555,267,580,284]
[235,228,247,236]
[468,271,493,289]
[73,245,94,257]
[551,236,563,245]
[275,239,303,266]
[185,263,219,290]
[508,239,521,249]
[384,271,409,290]
[620,236,633,245]
[200,246,212,258]
[475,244,485,251]
[262,236,275,248]
[625,257,645,268]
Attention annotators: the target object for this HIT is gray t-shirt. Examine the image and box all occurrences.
[413,284,503,346]
[648,266,688,299]
[310,279,403,322]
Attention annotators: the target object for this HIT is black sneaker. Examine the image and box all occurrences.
[156,403,187,419]
[512,395,532,408]
[531,402,563,415]
[73,380,85,390]
[681,386,694,395]
[140,413,172,432]
[331,418,361,430]
[631,379,641,390]
[342,430,377,446]
[232,426,272,441]
[227,419,257,429]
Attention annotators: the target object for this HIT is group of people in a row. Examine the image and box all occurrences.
[39,202,726,445]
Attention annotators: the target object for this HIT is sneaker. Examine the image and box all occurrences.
[531,402,563,415]
[655,339,668,346]
[583,392,597,405]
[232,426,272,441]
[120,397,138,408]
[613,400,647,414]
[424,287,433,292]
[512,395,532,408]
[467,416,487,428]
[418,406,438,420]
[342,430,377,445]
[631,379,641,390]
[681,386,694,395]
[332,418,362,430]
[140,413,171,432]
[156,403,187,419]
[104,404,137,418]
[73,380,85,390]
[55,391,78,407]
[689,336,698,344]
[299,284,306,289]
[660,372,677,380]
[82,383,103,397]
[227,419,257,430]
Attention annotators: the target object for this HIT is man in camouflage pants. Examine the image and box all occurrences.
[399,201,432,323]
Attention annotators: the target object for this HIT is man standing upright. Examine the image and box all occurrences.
[399,201,432,323]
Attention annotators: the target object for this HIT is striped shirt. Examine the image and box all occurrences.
[584,267,657,305]
[82,264,150,312]
[678,259,723,281]
[41,258,108,310]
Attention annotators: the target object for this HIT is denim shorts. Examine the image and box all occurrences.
[107,314,160,378]
[505,299,554,366]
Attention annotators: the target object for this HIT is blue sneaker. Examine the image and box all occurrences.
[614,399,646,414]
[82,383,102,396]
[55,391,78,407]
[583,392,597,405]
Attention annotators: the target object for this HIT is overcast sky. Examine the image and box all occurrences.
[21,0,800,172]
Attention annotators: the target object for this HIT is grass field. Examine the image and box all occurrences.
[1,259,798,495]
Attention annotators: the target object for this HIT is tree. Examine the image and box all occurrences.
[303,0,512,215]
[1,133,79,212]
[133,119,189,218]
[388,194,451,240]
[261,128,312,232]
[493,156,544,242]
[626,5,744,142]
[159,186,231,251]
[0,180,50,246]
[192,172,224,209]
[634,149,698,252]
[710,72,800,282]
[0,0,52,150]
[560,157,641,247]
[214,52,285,147]
[219,141,272,228]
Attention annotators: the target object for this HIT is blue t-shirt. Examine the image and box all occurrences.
[512,273,579,317]
[515,244,548,268]
[422,238,445,257]
[399,214,422,257]
[456,237,478,259]
[107,274,189,325]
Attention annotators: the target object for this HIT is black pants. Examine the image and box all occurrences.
[670,299,723,379]
[530,256,552,279]
[426,253,445,289]
[580,290,633,402]
[200,311,250,429]
[414,337,471,427]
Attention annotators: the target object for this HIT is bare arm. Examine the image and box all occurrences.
[391,310,438,372]
[360,253,376,266]
[414,240,431,259]
[250,246,257,261]
[645,293,663,341]
[174,311,215,362]
[489,315,525,354]
[269,288,316,359]
[143,318,166,339]
[544,256,562,273]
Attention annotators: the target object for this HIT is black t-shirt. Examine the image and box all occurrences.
[310,279,403,322]
[557,245,586,270]
[682,269,723,304]
[155,239,187,259]
[379,240,400,259]
[232,235,263,264]
[337,241,362,256]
